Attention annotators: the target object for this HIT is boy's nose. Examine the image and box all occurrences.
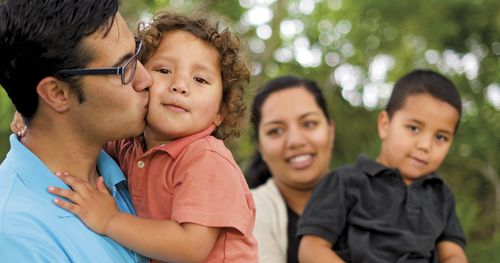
[170,75,189,95]
[416,134,432,152]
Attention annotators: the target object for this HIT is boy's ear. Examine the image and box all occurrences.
[36,76,72,113]
[377,111,390,140]
[213,113,224,126]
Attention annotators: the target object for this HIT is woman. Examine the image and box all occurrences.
[247,76,335,263]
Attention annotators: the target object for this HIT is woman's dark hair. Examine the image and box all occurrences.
[246,75,331,188]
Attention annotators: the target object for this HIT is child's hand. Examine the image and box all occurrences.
[48,172,120,235]
[10,111,26,137]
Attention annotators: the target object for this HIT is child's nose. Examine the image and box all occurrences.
[416,134,432,152]
[170,75,189,95]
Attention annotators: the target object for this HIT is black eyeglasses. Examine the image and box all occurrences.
[55,38,143,85]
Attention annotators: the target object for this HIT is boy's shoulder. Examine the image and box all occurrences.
[329,155,384,182]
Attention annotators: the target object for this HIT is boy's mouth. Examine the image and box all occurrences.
[164,103,187,113]
[410,156,427,166]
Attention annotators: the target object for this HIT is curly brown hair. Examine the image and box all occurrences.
[137,11,250,140]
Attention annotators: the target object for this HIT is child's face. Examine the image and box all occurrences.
[377,93,459,185]
[143,30,223,145]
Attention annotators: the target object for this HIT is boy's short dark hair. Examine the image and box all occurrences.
[138,11,250,140]
[0,0,119,120]
[386,69,462,130]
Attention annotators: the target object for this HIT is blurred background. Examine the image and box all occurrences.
[0,0,498,260]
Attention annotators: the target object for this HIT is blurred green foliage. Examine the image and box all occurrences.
[1,0,499,260]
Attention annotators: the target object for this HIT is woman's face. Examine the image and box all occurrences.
[258,86,334,191]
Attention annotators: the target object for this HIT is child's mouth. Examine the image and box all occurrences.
[165,104,187,113]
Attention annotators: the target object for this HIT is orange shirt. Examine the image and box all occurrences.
[106,126,258,263]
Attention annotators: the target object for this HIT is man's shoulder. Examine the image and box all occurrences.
[0,162,20,209]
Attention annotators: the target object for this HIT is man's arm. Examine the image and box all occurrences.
[298,235,345,263]
[437,241,468,263]
[49,172,219,263]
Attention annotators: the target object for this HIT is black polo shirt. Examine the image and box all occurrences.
[297,155,465,263]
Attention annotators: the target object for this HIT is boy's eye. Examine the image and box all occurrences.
[157,68,171,74]
[436,134,449,142]
[194,76,209,84]
[406,125,419,133]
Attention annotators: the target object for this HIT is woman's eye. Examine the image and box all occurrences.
[194,77,209,84]
[266,128,283,136]
[303,120,318,128]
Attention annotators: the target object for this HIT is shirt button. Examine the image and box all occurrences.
[137,160,145,168]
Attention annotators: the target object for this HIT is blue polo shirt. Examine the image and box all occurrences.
[0,135,146,262]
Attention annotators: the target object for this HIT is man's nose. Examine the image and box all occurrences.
[133,61,153,92]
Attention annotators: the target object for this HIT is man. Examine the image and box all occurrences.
[0,0,152,261]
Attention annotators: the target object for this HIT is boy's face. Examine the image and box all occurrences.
[377,93,459,185]
[143,30,223,145]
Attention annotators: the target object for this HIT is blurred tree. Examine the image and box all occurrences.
[0,0,498,260]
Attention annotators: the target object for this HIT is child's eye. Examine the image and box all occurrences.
[157,68,171,74]
[194,76,209,84]
[436,134,449,142]
[406,125,419,133]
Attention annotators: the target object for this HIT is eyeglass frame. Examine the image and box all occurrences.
[54,38,143,85]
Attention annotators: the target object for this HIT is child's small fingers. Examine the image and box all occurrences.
[53,198,81,215]
[96,177,110,195]
[48,186,81,203]
[55,172,89,193]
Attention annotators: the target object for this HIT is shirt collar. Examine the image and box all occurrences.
[6,134,127,217]
[140,125,216,158]
[355,154,443,185]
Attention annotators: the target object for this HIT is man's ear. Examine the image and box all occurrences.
[36,77,72,113]
[377,111,390,140]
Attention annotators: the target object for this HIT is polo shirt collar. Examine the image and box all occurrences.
[6,134,126,217]
[141,125,216,158]
[355,154,443,185]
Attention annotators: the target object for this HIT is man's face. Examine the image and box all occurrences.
[69,13,152,144]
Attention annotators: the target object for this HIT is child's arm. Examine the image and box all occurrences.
[49,172,219,263]
[436,241,468,263]
[299,235,345,263]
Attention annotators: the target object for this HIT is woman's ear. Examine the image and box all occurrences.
[377,111,390,140]
[36,76,72,113]
[328,119,336,146]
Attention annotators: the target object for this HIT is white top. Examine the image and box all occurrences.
[251,179,288,263]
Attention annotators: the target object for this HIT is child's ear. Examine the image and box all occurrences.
[213,113,224,126]
[36,76,72,113]
[377,111,390,140]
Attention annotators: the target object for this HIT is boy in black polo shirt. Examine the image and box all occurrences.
[297,70,468,263]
